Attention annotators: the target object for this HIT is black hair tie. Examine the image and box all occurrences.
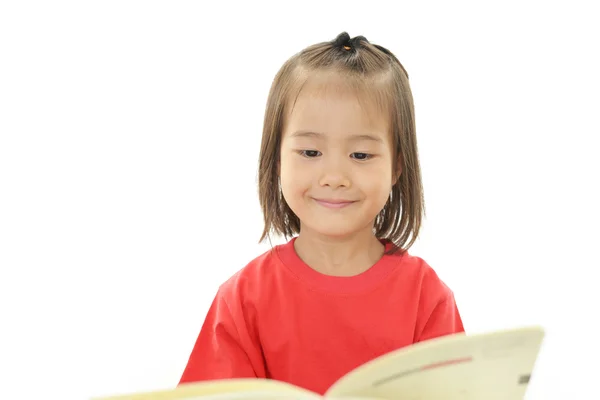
[333,32,368,51]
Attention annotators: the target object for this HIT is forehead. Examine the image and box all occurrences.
[284,72,390,140]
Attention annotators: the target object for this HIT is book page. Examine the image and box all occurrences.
[325,326,545,400]
[93,378,322,400]
[165,392,321,400]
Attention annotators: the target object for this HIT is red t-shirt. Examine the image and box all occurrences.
[179,238,465,395]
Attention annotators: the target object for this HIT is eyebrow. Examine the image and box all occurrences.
[290,130,383,143]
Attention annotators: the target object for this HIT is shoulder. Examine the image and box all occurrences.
[215,244,283,303]
[386,250,465,339]
[391,250,456,303]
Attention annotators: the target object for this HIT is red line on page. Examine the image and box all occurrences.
[420,356,473,371]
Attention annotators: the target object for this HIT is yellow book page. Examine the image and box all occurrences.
[93,378,321,400]
[325,326,545,400]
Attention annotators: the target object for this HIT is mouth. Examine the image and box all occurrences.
[313,198,357,209]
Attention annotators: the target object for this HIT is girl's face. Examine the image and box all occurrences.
[279,75,398,240]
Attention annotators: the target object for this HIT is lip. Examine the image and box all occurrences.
[313,198,357,209]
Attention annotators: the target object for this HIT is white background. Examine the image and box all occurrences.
[1,1,598,399]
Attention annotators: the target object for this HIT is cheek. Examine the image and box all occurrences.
[358,166,393,193]
[280,154,311,194]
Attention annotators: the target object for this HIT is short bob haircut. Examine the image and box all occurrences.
[258,32,424,254]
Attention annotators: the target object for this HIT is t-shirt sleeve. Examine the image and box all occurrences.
[179,287,265,384]
[416,290,465,343]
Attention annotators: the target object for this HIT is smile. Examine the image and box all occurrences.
[313,198,357,209]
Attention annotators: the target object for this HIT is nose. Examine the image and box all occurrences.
[318,155,351,188]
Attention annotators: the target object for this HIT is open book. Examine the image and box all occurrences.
[95,325,545,400]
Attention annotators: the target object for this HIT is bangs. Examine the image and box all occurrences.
[283,66,395,133]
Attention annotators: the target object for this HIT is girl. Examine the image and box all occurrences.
[179,32,464,396]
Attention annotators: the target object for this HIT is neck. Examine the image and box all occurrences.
[293,227,385,277]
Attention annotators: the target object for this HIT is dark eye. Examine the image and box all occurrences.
[301,150,321,158]
[351,152,371,160]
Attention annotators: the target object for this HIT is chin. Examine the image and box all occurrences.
[301,219,371,239]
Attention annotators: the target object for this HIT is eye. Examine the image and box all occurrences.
[299,150,322,158]
[351,152,372,160]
